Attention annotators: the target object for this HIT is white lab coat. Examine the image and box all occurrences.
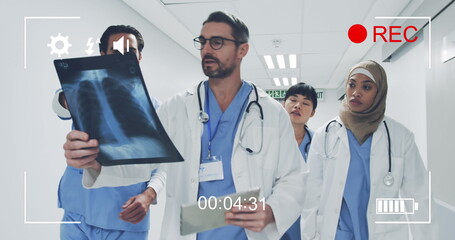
[301,116,431,240]
[83,82,308,240]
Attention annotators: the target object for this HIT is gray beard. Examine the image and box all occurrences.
[203,63,236,79]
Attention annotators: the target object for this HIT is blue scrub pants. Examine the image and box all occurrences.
[60,211,148,240]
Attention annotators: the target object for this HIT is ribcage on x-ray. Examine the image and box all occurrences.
[77,80,117,145]
[77,80,102,139]
[102,77,156,137]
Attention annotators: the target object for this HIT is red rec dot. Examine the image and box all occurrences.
[348,24,367,43]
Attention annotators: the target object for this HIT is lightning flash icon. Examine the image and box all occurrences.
[85,37,96,55]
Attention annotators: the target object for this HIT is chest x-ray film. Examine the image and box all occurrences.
[54,53,183,166]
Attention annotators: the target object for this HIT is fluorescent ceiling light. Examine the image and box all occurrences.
[291,77,298,85]
[264,55,275,69]
[289,54,297,68]
[273,78,281,86]
[282,77,289,86]
[276,55,285,69]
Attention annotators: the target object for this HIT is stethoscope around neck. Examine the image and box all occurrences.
[303,125,312,154]
[324,119,394,187]
[196,80,264,153]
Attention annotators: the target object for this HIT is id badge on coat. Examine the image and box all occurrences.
[199,156,224,182]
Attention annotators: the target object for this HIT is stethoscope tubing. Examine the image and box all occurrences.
[196,80,264,154]
[325,119,393,184]
[197,80,262,121]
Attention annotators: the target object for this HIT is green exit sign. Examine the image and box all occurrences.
[266,90,287,99]
[266,89,325,102]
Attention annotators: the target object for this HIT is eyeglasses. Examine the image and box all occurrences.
[193,36,245,50]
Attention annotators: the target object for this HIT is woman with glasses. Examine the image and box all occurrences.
[301,60,431,239]
[281,82,318,240]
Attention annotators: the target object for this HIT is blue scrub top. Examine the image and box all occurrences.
[197,81,252,240]
[335,129,372,240]
[57,96,161,232]
[299,127,313,162]
[58,168,150,231]
[281,127,313,240]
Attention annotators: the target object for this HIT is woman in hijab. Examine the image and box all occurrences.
[301,60,431,240]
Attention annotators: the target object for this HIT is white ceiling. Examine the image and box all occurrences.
[124,0,416,90]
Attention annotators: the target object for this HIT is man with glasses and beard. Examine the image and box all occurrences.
[64,12,306,240]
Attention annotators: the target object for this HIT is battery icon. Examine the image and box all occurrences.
[376,198,419,214]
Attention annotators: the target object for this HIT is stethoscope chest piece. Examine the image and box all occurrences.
[199,111,209,123]
[383,172,394,187]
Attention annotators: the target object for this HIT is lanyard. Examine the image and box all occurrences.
[203,81,252,158]
[205,83,224,159]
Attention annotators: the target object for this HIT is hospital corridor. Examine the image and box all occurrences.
[1,0,454,239]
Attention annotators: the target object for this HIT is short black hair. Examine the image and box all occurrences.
[99,25,144,53]
[284,82,318,110]
[203,11,249,44]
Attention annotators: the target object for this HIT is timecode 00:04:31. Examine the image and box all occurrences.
[197,195,266,211]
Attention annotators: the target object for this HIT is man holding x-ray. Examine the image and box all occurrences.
[53,25,165,240]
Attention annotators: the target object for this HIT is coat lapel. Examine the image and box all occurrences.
[370,122,385,195]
